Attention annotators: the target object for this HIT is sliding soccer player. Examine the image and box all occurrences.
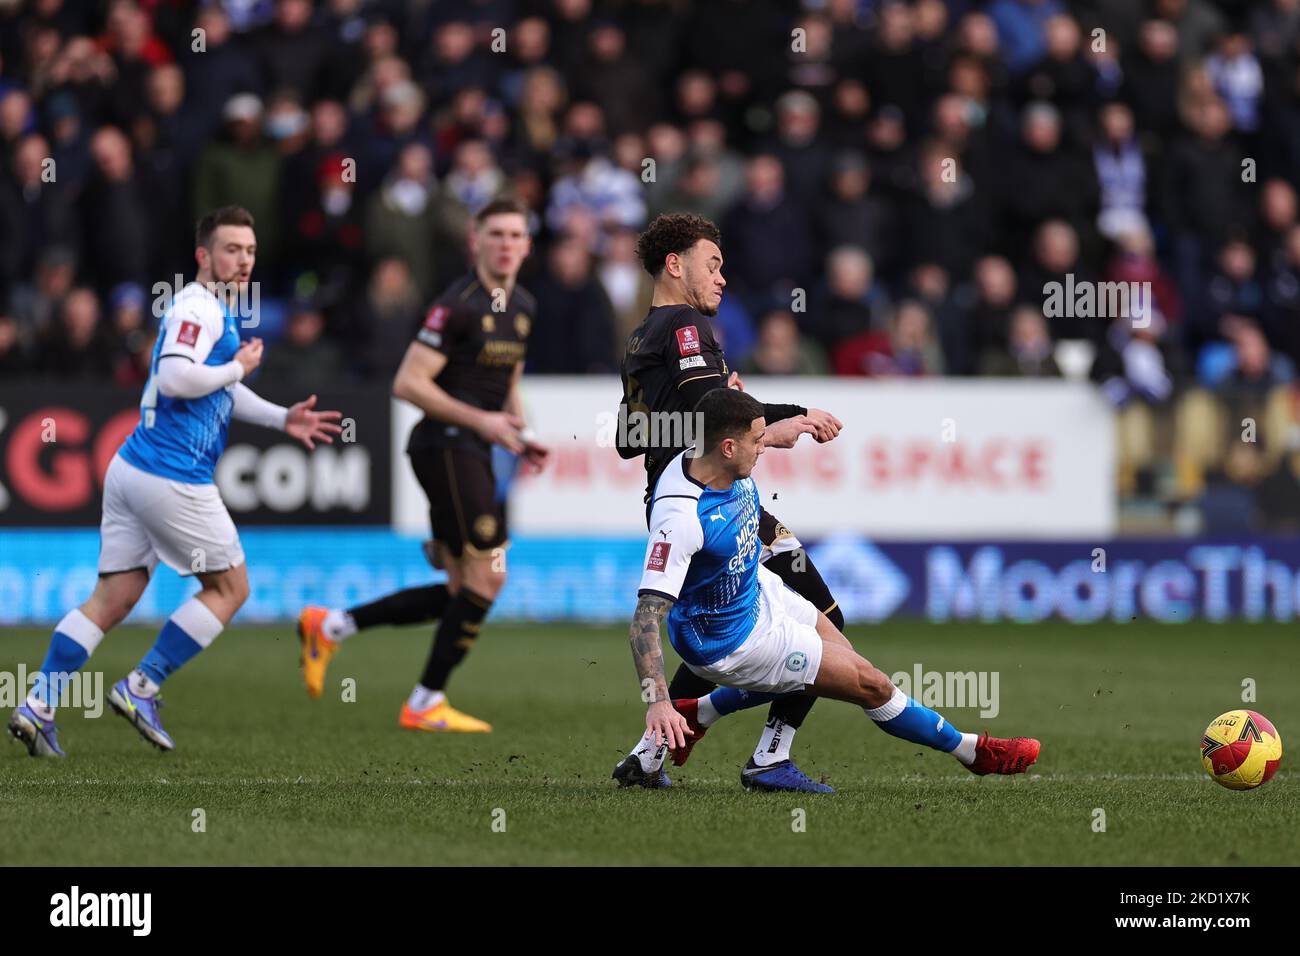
[8,206,341,756]
[629,389,1041,782]
[612,213,845,793]
[297,196,549,733]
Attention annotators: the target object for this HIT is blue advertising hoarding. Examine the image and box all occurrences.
[3,530,1300,625]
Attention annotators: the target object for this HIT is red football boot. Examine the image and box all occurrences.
[669,697,708,767]
[967,734,1041,775]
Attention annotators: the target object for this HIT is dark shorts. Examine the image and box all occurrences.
[410,448,508,560]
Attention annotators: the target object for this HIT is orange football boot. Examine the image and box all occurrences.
[399,699,492,733]
[297,606,339,700]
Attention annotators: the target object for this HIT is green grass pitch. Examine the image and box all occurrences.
[1,620,1296,866]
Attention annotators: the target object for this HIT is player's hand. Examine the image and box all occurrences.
[234,338,264,377]
[646,700,693,752]
[763,415,816,448]
[727,371,745,391]
[805,407,843,443]
[519,430,551,474]
[285,394,343,450]
[476,411,527,453]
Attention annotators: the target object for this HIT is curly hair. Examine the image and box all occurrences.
[635,213,722,277]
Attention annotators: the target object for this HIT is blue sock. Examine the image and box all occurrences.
[866,687,963,753]
[33,632,90,708]
[708,686,781,716]
[137,599,224,686]
[138,621,203,685]
[31,610,104,710]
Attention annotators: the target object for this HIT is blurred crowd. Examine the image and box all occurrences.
[3,0,1300,525]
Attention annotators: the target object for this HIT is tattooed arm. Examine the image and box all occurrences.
[629,593,693,750]
[630,593,672,702]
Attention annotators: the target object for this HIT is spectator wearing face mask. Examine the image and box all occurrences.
[364,142,467,300]
[193,93,284,275]
[285,150,363,298]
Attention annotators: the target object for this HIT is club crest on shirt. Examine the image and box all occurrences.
[423,305,449,330]
[474,514,498,541]
[675,325,701,356]
[515,313,530,338]
[481,313,496,333]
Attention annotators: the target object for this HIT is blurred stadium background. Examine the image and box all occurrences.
[3,0,1300,628]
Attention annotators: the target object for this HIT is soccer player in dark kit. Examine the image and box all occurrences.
[297,196,549,732]
[611,213,847,792]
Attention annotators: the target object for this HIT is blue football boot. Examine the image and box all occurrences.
[8,703,66,757]
[740,757,834,793]
[108,679,175,751]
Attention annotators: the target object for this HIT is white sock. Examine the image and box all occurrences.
[407,686,445,712]
[57,608,107,654]
[172,597,225,648]
[24,695,54,721]
[696,694,721,728]
[752,718,796,766]
[951,732,979,766]
[128,669,160,698]
[322,609,357,642]
[629,730,667,773]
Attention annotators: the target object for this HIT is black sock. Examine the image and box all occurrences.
[764,551,845,631]
[769,693,816,729]
[349,585,449,632]
[668,662,716,700]
[419,588,491,691]
[762,550,841,730]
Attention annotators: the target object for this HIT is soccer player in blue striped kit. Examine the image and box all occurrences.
[8,206,342,756]
[625,388,1042,785]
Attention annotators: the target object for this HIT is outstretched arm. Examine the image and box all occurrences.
[231,383,287,429]
[232,385,342,448]
[629,593,692,750]
[684,371,842,445]
[283,394,343,449]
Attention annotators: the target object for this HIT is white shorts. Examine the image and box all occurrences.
[686,564,824,695]
[98,454,245,577]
